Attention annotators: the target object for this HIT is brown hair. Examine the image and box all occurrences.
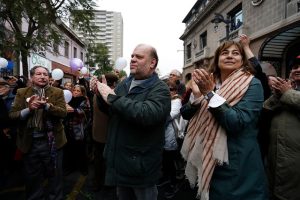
[74,84,87,97]
[167,79,181,99]
[209,40,254,80]
[64,81,73,87]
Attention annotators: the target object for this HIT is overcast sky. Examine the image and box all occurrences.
[96,0,196,76]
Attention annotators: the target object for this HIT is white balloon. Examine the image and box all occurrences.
[51,68,64,80]
[115,57,127,71]
[80,67,88,74]
[63,90,72,103]
[0,57,8,68]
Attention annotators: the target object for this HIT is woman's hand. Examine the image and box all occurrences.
[192,69,215,95]
[190,79,202,98]
[66,104,74,112]
[239,34,250,48]
[239,34,254,59]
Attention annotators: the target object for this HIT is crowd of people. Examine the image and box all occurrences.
[0,34,299,200]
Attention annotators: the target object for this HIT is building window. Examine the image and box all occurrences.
[80,52,84,61]
[200,31,207,50]
[187,43,192,60]
[53,43,59,54]
[229,4,243,31]
[64,41,69,57]
[73,47,77,58]
[286,0,300,17]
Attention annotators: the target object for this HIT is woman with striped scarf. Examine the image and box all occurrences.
[181,41,268,200]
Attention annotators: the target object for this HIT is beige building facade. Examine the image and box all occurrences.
[180,0,300,82]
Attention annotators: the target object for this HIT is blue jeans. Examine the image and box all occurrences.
[117,185,158,200]
[23,137,63,200]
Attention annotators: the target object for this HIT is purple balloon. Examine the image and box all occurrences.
[70,58,83,71]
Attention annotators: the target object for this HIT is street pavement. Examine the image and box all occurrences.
[0,162,198,200]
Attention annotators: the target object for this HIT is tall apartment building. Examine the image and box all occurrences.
[74,10,123,64]
[180,0,300,82]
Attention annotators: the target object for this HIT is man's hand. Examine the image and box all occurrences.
[96,82,115,104]
[90,76,99,94]
[272,77,292,95]
[101,75,107,85]
[28,95,48,111]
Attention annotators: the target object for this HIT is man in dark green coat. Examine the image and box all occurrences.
[93,44,171,200]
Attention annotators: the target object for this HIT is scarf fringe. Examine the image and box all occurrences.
[196,190,209,200]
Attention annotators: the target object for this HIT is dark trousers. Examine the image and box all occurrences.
[63,139,88,174]
[117,185,158,200]
[23,138,63,200]
[93,142,106,188]
[162,150,177,184]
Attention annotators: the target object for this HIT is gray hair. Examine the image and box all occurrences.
[170,69,181,77]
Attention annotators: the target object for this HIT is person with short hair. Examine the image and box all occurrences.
[264,55,300,200]
[9,66,67,200]
[91,44,171,200]
[63,81,73,91]
[169,69,186,97]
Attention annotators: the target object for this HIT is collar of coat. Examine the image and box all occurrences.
[124,72,159,94]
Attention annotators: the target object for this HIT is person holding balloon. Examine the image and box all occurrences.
[9,65,67,200]
[50,68,65,90]
[63,84,91,176]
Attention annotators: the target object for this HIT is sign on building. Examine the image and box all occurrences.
[29,53,52,72]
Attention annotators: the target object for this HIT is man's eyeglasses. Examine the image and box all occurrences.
[169,74,177,77]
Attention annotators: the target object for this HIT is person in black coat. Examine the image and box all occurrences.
[239,34,273,164]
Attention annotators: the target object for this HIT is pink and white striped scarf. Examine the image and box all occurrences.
[181,69,253,200]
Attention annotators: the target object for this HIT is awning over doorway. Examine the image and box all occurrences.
[260,26,300,61]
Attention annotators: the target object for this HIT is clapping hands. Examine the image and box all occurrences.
[90,75,115,104]
[192,68,215,96]
[271,77,292,95]
[28,95,48,111]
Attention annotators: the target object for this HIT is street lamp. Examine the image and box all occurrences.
[211,13,231,40]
